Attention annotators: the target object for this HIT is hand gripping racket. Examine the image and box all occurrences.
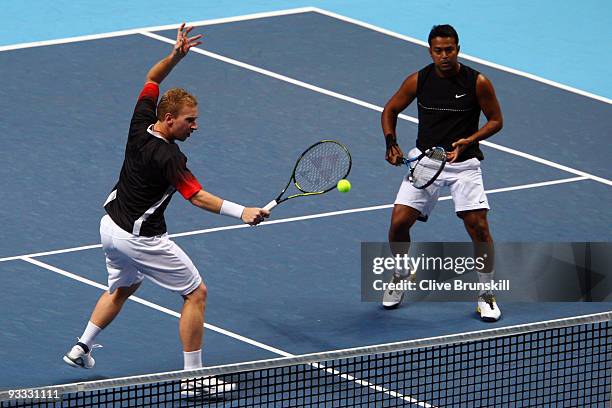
[402,147,447,189]
[264,140,352,211]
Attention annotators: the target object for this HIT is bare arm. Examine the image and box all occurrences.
[381,72,418,165]
[448,74,503,162]
[189,189,269,226]
[189,189,224,212]
[146,23,203,85]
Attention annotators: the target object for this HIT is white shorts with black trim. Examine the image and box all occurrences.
[394,148,490,220]
[99,215,202,296]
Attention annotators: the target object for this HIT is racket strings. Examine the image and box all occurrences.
[428,148,446,162]
[412,165,439,187]
[411,148,446,188]
[294,142,351,192]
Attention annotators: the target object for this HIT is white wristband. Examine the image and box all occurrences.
[220,200,245,219]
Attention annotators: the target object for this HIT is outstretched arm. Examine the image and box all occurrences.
[189,190,269,226]
[146,23,203,85]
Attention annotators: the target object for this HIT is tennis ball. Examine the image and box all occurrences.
[337,179,351,193]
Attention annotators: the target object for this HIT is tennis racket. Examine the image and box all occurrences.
[402,147,447,189]
[264,140,352,211]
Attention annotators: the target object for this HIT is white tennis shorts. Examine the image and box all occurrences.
[99,214,202,295]
[394,148,490,219]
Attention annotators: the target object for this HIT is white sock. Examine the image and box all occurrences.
[79,321,102,349]
[477,270,494,296]
[393,261,414,279]
[183,349,202,370]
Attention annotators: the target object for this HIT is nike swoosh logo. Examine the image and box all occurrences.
[455,94,467,99]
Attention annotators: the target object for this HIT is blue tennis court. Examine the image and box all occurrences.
[1,7,611,405]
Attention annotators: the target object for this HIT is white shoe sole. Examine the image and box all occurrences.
[63,355,94,369]
[382,298,403,309]
[63,355,83,368]
[381,273,414,309]
[476,306,501,322]
[180,377,236,398]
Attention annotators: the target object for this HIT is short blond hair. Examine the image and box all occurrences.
[156,88,198,121]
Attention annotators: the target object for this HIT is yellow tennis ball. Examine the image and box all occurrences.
[337,179,351,193]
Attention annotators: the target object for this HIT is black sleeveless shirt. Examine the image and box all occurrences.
[416,63,484,161]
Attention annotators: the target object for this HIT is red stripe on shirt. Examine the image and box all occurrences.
[138,82,159,102]
[176,173,202,200]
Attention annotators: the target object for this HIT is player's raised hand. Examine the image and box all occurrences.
[174,23,203,58]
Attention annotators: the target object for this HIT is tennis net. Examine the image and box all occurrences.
[1,311,610,407]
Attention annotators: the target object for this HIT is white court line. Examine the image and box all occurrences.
[20,256,288,356]
[0,8,316,52]
[140,31,612,187]
[311,8,612,105]
[20,256,431,407]
[139,30,395,120]
[0,176,587,263]
[1,7,609,107]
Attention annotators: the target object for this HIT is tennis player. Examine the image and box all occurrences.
[381,25,503,321]
[63,24,269,395]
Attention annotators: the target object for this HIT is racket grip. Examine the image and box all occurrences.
[263,200,278,211]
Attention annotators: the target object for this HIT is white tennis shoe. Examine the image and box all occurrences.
[63,341,102,369]
[382,269,416,309]
[477,293,501,322]
[180,376,236,398]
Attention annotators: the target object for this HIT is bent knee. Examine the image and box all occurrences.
[185,283,207,304]
[389,205,420,240]
[465,219,491,241]
[388,224,410,242]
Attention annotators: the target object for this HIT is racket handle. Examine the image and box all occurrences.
[263,200,278,211]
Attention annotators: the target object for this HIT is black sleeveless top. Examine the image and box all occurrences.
[416,63,484,161]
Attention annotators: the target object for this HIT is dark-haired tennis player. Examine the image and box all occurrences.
[63,24,269,395]
[381,24,503,321]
